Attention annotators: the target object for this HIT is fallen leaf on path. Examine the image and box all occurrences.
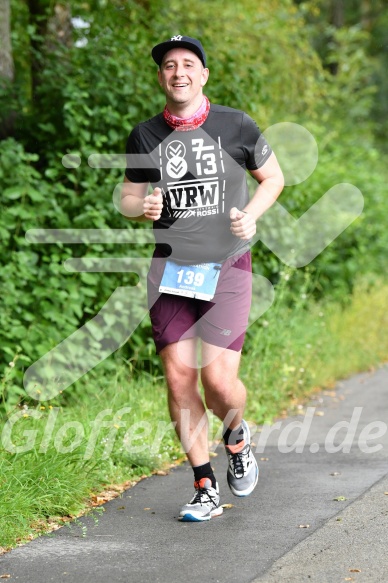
[315,411,325,416]
[384,492,388,495]
[0,576,11,579]
[333,496,347,501]
[344,578,353,581]
[221,504,234,509]
[209,452,218,458]
[349,569,361,573]
[330,472,341,476]
[143,508,151,511]
[155,470,168,475]
[298,524,310,528]
[260,457,269,461]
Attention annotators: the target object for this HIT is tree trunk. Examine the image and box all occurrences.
[0,0,14,82]
[28,1,72,104]
[331,0,344,29]
[328,0,344,75]
[0,0,15,138]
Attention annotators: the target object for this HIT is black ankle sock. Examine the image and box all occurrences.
[193,462,216,489]
[223,423,244,446]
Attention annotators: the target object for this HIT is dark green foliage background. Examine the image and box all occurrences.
[1,0,387,408]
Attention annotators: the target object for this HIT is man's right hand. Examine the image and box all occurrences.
[143,187,163,221]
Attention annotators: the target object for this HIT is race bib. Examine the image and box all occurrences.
[159,260,222,301]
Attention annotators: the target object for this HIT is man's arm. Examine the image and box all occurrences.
[121,176,163,222]
[230,152,284,241]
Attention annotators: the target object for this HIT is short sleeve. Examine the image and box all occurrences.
[125,125,149,183]
[241,113,272,171]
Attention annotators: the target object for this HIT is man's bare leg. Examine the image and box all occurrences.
[200,340,259,497]
[200,341,246,430]
[160,338,210,466]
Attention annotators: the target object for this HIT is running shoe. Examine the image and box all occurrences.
[179,477,223,522]
[225,419,259,497]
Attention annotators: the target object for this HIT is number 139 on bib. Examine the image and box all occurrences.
[159,260,222,301]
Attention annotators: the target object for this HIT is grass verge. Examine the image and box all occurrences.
[242,272,388,421]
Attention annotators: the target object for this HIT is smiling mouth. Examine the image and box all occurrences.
[172,84,189,88]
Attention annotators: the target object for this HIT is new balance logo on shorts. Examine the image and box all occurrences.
[220,329,232,336]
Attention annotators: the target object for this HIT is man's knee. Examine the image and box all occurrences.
[167,366,198,393]
[202,372,234,405]
[163,354,198,395]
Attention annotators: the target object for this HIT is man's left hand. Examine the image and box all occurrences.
[230,207,256,241]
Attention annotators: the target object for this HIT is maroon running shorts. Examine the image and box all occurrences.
[147,250,252,353]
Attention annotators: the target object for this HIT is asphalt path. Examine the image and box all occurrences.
[1,366,388,583]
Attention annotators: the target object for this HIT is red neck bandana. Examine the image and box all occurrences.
[163,95,210,131]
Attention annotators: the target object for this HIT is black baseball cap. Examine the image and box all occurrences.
[151,35,207,67]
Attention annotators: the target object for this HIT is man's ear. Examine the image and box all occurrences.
[201,67,209,87]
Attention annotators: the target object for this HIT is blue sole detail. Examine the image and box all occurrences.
[179,513,211,522]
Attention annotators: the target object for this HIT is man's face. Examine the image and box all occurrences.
[157,48,209,107]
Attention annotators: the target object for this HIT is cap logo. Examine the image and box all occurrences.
[171,35,183,41]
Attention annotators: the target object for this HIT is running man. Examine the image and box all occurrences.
[121,35,284,521]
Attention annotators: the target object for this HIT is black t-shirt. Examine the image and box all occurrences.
[125,103,272,263]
